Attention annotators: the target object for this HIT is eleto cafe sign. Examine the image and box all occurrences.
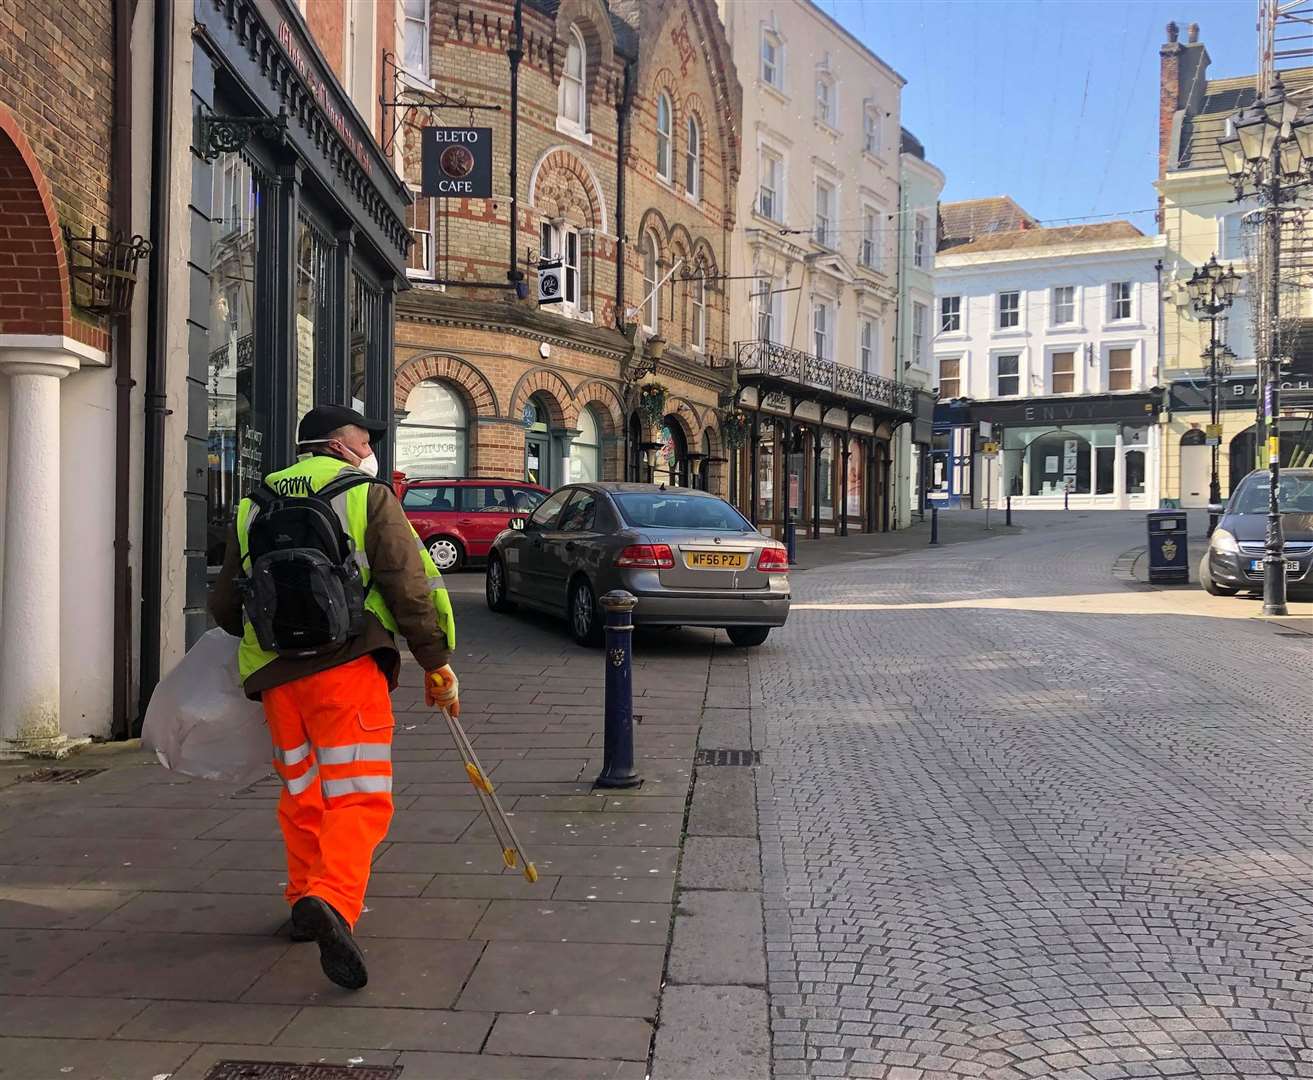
[277,21,372,176]
[421,128,494,198]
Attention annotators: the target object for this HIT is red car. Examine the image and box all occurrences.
[398,477,550,571]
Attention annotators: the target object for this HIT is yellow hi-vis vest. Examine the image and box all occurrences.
[234,455,456,684]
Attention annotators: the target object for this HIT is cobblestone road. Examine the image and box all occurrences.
[751,512,1313,1080]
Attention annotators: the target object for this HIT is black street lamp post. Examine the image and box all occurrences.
[1218,73,1306,616]
[1183,255,1241,535]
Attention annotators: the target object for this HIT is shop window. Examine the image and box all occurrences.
[1028,432,1090,495]
[206,152,266,569]
[406,192,436,280]
[1125,449,1146,494]
[573,405,602,483]
[396,380,468,477]
[996,354,1020,397]
[656,93,673,181]
[294,214,333,427]
[559,26,587,130]
[938,357,960,398]
[402,0,430,82]
[846,438,863,519]
[349,271,381,414]
[818,433,835,521]
[1108,347,1133,391]
[656,419,688,487]
[758,417,775,521]
[685,115,701,200]
[1050,350,1075,394]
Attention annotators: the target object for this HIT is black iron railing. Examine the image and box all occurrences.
[735,340,917,415]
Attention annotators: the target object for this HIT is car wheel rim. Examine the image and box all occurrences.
[489,561,503,601]
[573,586,592,638]
[430,540,457,570]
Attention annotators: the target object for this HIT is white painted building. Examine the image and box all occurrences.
[933,215,1166,511]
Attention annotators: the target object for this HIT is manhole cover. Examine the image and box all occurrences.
[204,1062,402,1080]
[695,748,760,767]
[16,768,105,784]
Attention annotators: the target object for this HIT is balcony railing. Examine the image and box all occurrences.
[735,339,917,415]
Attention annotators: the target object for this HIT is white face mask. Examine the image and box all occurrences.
[355,451,380,477]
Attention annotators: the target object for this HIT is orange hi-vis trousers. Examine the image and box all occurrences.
[261,656,395,927]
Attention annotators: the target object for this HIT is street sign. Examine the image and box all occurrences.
[420,127,493,198]
[981,441,1000,456]
[979,420,993,437]
[1205,423,1223,438]
[537,261,563,305]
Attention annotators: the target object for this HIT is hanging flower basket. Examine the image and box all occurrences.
[637,382,668,428]
[720,409,750,449]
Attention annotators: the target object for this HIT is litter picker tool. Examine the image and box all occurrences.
[439,706,538,883]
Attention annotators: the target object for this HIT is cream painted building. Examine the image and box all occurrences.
[1156,22,1313,507]
[715,0,935,539]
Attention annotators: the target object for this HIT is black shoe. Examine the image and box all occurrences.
[288,907,315,943]
[291,895,368,990]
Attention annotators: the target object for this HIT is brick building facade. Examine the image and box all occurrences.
[0,0,120,753]
[391,0,741,515]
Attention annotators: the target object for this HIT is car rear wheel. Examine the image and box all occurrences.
[486,555,515,613]
[569,577,603,647]
[726,626,771,647]
[427,536,464,572]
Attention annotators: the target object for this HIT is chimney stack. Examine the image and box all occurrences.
[1187,22,1199,43]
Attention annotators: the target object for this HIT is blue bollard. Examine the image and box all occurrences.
[929,505,940,546]
[595,590,641,789]
[1064,487,1070,511]
[784,519,797,565]
[1006,495,1012,528]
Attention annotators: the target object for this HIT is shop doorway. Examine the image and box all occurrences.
[524,395,553,488]
[1179,428,1209,507]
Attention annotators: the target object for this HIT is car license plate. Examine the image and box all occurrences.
[1249,557,1298,574]
[685,550,747,570]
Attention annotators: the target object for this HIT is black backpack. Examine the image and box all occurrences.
[237,471,391,658]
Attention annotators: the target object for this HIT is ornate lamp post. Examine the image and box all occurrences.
[1184,256,1241,533]
[1218,73,1303,616]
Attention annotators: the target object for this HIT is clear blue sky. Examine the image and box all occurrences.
[825,0,1255,233]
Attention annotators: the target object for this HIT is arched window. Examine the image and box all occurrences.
[689,270,705,350]
[685,114,701,199]
[641,233,659,331]
[656,93,673,180]
[396,379,467,477]
[656,418,688,487]
[1028,431,1090,496]
[524,394,555,488]
[559,26,586,129]
[573,406,602,483]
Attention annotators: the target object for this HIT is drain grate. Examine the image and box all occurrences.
[696,748,760,767]
[204,1062,402,1080]
[16,767,105,784]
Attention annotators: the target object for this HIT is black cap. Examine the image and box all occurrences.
[297,404,389,444]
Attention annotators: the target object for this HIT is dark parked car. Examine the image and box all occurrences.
[1200,468,1313,599]
[399,477,550,571]
[485,483,791,646]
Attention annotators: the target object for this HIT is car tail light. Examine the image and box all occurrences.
[756,545,789,572]
[615,544,675,569]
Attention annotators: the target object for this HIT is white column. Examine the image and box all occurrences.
[0,349,86,758]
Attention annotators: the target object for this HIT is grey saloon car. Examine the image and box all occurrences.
[485,483,791,646]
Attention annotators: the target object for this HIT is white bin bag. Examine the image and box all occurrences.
[141,627,272,785]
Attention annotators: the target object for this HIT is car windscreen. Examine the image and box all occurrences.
[1231,474,1313,515]
[613,493,753,531]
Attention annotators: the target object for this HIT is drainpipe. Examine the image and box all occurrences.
[110,0,134,739]
[614,58,635,476]
[506,0,524,288]
[138,0,174,725]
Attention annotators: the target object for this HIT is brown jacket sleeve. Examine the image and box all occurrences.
[208,522,245,637]
[364,484,452,672]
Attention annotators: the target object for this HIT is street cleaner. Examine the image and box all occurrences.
[210,404,459,990]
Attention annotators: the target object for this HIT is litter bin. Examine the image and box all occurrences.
[1146,510,1189,584]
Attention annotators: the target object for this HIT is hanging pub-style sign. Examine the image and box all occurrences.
[421,127,493,198]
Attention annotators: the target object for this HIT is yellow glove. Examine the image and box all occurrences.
[426,665,460,716]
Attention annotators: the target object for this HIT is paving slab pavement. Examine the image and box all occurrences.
[0,578,723,1079]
